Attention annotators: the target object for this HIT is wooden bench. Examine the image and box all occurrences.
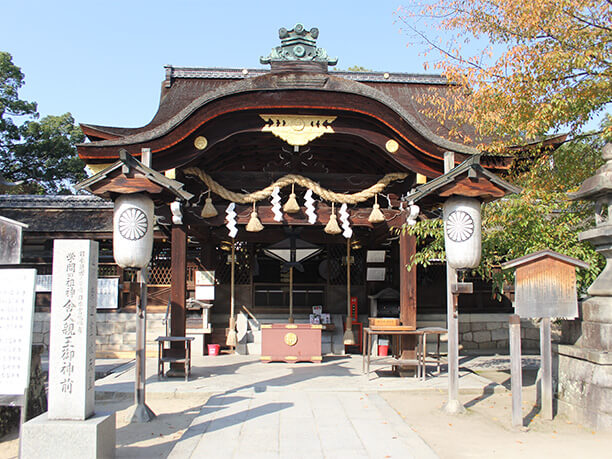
[155,336,195,382]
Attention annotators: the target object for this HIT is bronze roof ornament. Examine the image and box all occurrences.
[260,23,338,71]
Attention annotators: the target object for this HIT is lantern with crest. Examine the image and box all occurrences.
[443,196,482,269]
[113,193,155,269]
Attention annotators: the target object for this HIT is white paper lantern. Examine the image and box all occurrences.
[443,196,481,269]
[113,193,154,269]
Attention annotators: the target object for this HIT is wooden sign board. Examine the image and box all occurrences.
[366,267,386,281]
[0,269,36,397]
[195,270,215,285]
[195,270,215,301]
[97,278,119,309]
[366,250,386,263]
[502,250,589,319]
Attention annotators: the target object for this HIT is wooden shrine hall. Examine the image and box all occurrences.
[76,24,521,361]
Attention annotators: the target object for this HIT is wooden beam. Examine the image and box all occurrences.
[170,225,187,368]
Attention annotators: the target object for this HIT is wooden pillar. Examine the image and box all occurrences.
[509,314,523,428]
[399,230,417,359]
[540,317,553,420]
[170,225,187,365]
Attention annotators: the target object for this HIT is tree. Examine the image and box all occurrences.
[394,1,611,294]
[398,0,612,148]
[404,132,607,295]
[0,52,85,194]
[0,52,37,152]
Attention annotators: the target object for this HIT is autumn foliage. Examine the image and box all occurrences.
[398,0,612,149]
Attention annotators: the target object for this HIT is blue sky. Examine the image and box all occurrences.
[2,1,422,128]
[3,1,607,134]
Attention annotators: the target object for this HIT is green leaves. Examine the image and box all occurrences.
[0,52,37,147]
[399,0,612,148]
[399,137,606,295]
[397,1,609,294]
[0,52,85,194]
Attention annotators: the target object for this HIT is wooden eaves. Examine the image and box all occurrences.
[76,149,194,202]
[501,249,590,271]
[404,154,521,208]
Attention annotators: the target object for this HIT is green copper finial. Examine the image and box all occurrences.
[260,23,338,66]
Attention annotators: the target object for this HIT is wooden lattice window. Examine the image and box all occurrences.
[98,264,119,277]
[327,244,365,285]
[149,259,172,286]
[216,242,251,285]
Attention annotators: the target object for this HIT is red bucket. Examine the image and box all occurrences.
[378,344,389,356]
[207,344,220,356]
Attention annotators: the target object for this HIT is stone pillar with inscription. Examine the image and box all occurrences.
[48,239,98,420]
[21,239,115,459]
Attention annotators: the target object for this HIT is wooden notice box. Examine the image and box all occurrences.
[260,324,322,363]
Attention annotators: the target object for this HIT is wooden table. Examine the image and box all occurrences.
[362,327,448,380]
[155,336,195,381]
[418,327,447,376]
[362,326,421,378]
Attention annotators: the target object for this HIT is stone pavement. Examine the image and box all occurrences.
[167,390,438,459]
[92,354,522,458]
[95,354,503,397]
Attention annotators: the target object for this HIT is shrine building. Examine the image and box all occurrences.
[1,24,553,357]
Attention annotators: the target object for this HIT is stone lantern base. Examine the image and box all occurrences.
[554,297,612,430]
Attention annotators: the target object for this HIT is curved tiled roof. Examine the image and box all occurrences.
[79,67,481,156]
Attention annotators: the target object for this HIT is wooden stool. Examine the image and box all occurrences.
[155,336,195,382]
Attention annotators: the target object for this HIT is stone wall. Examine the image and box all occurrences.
[458,314,544,351]
[33,312,167,357]
[419,313,559,352]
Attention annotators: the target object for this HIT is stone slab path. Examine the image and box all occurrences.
[168,389,438,459]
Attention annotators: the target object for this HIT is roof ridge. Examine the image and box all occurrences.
[164,66,447,84]
[0,194,113,209]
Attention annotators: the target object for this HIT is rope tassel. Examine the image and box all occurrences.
[283,184,300,213]
[368,195,385,223]
[201,191,218,218]
[324,203,342,235]
[246,202,264,232]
